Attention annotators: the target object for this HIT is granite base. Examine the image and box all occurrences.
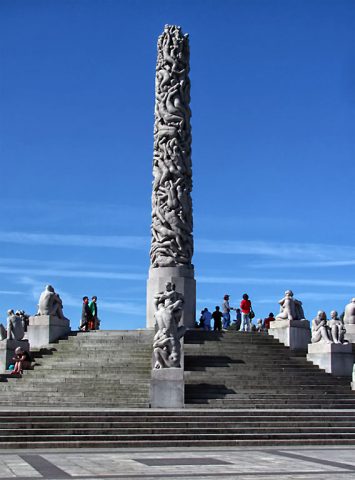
[146,266,196,329]
[150,367,184,408]
[269,319,311,351]
[307,342,353,376]
[27,315,70,348]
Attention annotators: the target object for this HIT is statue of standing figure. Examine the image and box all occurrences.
[153,282,186,368]
[343,298,355,325]
[37,285,65,319]
[0,309,25,341]
[275,290,305,321]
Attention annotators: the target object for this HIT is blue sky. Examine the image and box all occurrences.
[0,0,354,329]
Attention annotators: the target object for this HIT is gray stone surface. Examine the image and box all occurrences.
[307,342,353,376]
[147,25,195,330]
[150,366,184,408]
[269,319,311,351]
[0,339,29,372]
[2,446,355,479]
[27,315,70,348]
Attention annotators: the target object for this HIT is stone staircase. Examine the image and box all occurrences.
[0,329,355,448]
[184,330,355,408]
[0,411,355,448]
[0,330,154,408]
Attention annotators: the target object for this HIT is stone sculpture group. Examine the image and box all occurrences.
[150,25,193,269]
[152,282,186,369]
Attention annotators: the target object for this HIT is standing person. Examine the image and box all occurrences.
[234,308,242,331]
[240,293,252,332]
[80,296,92,332]
[222,294,233,330]
[89,296,99,330]
[263,312,275,330]
[201,308,212,331]
[212,306,223,332]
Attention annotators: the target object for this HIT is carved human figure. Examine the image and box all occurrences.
[0,309,25,341]
[311,310,332,344]
[152,327,181,369]
[343,298,355,325]
[328,310,347,344]
[276,290,305,321]
[153,283,186,368]
[37,285,65,319]
[150,25,193,269]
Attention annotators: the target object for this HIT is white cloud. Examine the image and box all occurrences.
[0,266,146,281]
[197,275,355,288]
[0,232,148,249]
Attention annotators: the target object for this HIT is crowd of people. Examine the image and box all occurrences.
[198,293,275,332]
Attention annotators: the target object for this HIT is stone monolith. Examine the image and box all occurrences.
[146,25,195,330]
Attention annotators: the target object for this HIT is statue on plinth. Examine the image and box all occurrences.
[328,310,347,344]
[153,282,186,368]
[344,298,355,325]
[275,290,305,321]
[37,285,65,319]
[0,309,25,341]
[311,310,332,343]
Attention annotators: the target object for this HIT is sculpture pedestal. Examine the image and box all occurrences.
[269,319,311,351]
[0,339,30,373]
[146,266,196,329]
[352,364,355,390]
[150,367,184,408]
[307,342,353,376]
[27,315,70,348]
[345,324,355,343]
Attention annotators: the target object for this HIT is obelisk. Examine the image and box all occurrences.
[146,25,196,329]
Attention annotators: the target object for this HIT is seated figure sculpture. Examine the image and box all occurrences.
[0,309,25,341]
[343,298,355,325]
[153,282,186,368]
[328,310,347,344]
[37,285,65,319]
[311,310,332,344]
[276,290,305,321]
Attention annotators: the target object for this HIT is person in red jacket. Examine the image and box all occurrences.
[240,293,252,332]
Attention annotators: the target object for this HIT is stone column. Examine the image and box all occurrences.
[146,25,195,330]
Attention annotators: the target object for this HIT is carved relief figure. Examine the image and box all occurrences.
[150,25,193,268]
[276,290,305,321]
[153,282,186,368]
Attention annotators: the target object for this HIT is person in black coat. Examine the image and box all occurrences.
[80,296,93,332]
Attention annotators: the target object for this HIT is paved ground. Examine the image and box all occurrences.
[1,446,355,480]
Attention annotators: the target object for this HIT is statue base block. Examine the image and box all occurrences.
[27,315,70,348]
[269,319,311,351]
[0,339,30,373]
[307,342,353,376]
[146,266,196,329]
[150,367,184,408]
[345,324,355,343]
